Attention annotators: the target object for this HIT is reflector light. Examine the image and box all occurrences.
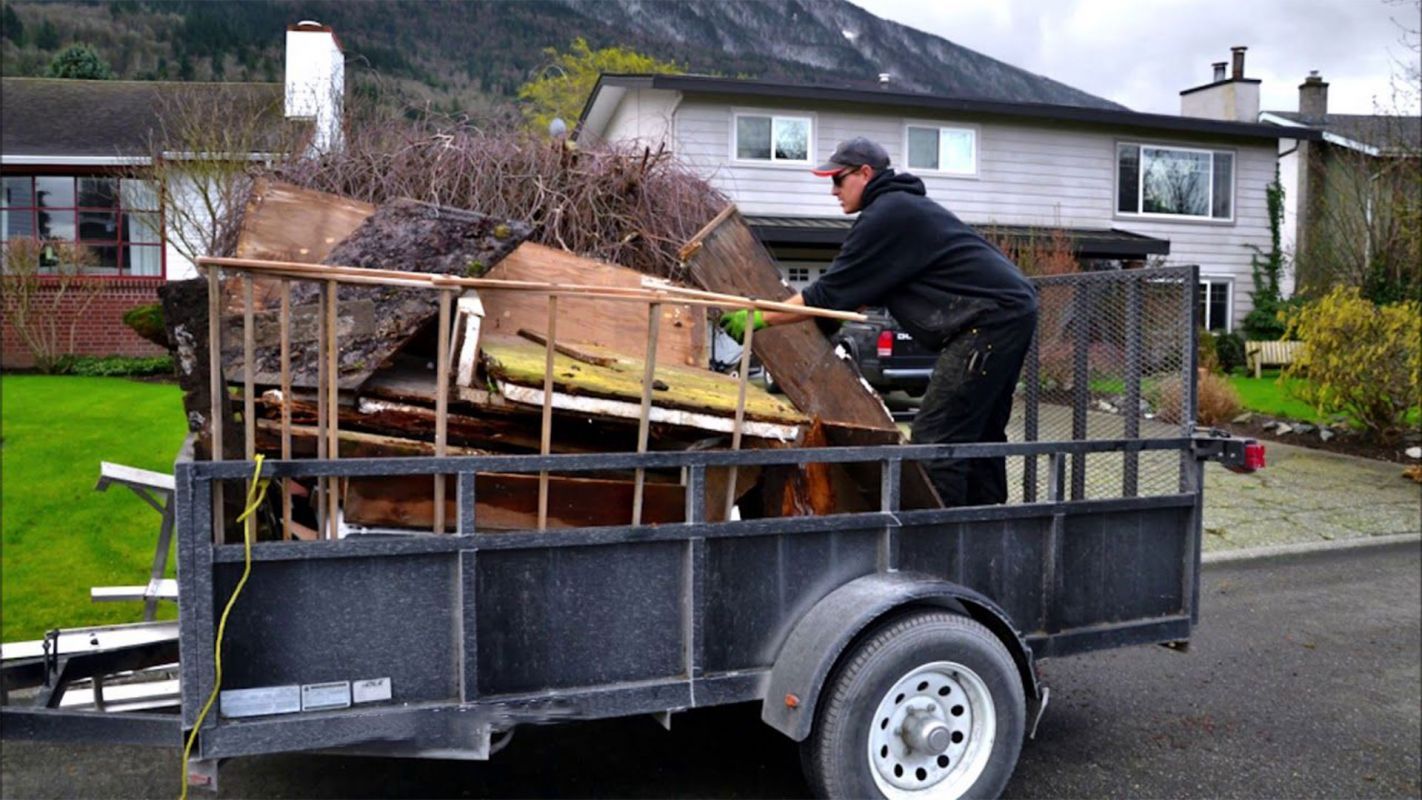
[876,330,893,358]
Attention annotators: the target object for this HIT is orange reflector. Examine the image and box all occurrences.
[785,693,800,708]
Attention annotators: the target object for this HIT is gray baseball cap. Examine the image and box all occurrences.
[812,136,890,175]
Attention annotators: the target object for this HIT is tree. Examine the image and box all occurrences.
[45,43,114,80]
[517,38,681,133]
[33,18,58,50]
[1,239,103,373]
[2,4,25,46]
[1241,167,1291,340]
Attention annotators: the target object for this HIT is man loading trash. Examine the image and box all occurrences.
[719,137,1038,507]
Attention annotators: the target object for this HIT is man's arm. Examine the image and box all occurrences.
[761,294,811,328]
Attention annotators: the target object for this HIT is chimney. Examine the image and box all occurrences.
[1212,61,1227,82]
[878,72,892,89]
[1230,46,1247,80]
[285,21,345,154]
[1180,46,1260,122]
[1299,71,1329,120]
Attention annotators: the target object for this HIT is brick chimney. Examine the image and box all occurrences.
[1299,71,1329,121]
[285,21,345,154]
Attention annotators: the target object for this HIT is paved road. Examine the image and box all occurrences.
[4,542,1418,798]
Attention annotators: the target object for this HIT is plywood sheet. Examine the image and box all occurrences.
[482,243,705,368]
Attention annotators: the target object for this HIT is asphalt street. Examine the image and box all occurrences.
[3,542,1418,799]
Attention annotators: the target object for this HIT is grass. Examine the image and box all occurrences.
[1,375,187,642]
[1225,370,1335,425]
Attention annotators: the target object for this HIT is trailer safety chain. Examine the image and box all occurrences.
[178,455,269,800]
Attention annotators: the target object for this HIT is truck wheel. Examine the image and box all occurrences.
[801,611,1025,799]
[763,368,782,394]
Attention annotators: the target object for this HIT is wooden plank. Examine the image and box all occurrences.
[434,289,452,534]
[497,383,801,441]
[345,473,694,531]
[538,296,557,530]
[454,294,486,387]
[632,304,661,526]
[517,329,618,367]
[279,280,292,541]
[255,421,485,459]
[679,206,944,510]
[484,242,706,368]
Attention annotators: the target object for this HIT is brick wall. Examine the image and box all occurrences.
[2,278,167,369]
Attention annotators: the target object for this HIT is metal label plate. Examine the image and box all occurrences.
[220,685,301,718]
[301,681,352,711]
[352,677,392,704]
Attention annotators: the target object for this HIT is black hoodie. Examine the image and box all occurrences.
[801,169,1037,350]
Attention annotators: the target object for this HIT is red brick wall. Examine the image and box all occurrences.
[2,278,167,369]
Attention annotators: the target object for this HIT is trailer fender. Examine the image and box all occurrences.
[760,572,1039,742]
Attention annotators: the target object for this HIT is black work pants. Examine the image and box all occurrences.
[911,311,1036,507]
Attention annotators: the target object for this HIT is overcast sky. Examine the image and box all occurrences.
[848,0,1421,116]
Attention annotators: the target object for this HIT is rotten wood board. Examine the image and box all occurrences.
[483,242,706,368]
[679,206,942,510]
[159,277,242,461]
[482,335,805,426]
[229,179,376,312]
[255,421,486,459]
[223,199,533,391]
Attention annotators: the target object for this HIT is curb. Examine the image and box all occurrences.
[1202,532,1422,565]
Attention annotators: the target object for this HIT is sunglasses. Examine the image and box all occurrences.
[831,168,859,188]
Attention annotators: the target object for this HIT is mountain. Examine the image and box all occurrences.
[1,1,1125,117]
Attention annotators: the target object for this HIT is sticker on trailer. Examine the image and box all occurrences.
[352,677,392,704]
[301,681,351,711]
[220,685,301,718]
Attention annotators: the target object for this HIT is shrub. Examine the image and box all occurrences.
[1196,328,1220,374]
[1283,287,1421,440]
[1213,331,1246,374]
[64,355,175,377]
[1152,370,1243,425]
[121,302,170,349]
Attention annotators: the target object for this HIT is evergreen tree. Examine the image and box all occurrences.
[45,43,114,80]
[34,18,58,50]
[2,4,25,46]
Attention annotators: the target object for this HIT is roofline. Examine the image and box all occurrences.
[1179,77,1262,96]
[1258,111,1381,155]
[579,74,1320,142]
[746,217,1171,256]
[2,155,151,166]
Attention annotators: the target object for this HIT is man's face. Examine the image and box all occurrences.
[830,164,873,214]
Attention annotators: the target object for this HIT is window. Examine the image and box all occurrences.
[735,114,811,163]
[781,263,821,291]
[1117,143,1233,220]
[905,125,976,175]
[1,175,162,275]
[1198,278,1232,331]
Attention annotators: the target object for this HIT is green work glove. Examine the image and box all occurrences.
[719,309,766,344]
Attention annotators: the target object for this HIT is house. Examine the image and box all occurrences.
[0,22,344,368]
[577,49,1317,334]
[1259,72,1421,297]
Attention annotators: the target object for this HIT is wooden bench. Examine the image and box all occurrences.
[1245,340,1302,378]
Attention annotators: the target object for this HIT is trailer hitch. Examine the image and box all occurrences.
[1191,429,1265,473]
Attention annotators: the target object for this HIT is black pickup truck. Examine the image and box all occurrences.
[828,307,936,396]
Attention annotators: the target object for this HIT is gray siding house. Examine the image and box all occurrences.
[577,72,1317,332]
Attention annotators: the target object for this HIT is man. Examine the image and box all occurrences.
[719,137,1037,506]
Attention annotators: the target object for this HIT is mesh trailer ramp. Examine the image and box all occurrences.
[1,265,1263,798]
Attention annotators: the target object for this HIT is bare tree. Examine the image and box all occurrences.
[1,238,101,372]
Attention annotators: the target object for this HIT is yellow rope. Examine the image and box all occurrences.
[178,455,269,800]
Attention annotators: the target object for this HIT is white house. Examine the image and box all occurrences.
[577,56,1317,335]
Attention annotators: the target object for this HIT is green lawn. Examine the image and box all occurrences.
[1,375,187,642]
[1226,370,1335,424]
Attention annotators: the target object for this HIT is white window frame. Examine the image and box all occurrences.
[779,261,823,292]
[903,123,979,177]
[1198,276,1234,332]
[730,111,814,167]
[1116,141,1235,223]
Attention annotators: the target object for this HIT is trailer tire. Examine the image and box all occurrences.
[800,611,1024,800]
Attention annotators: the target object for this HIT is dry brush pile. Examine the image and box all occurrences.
[278,117,729,280]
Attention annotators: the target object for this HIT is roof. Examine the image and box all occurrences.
[1262,111,1420,156]
[745,215,1171,258]
[2,78,290,162]
[580,74,1320,143]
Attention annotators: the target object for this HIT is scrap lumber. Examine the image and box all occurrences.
[224,199,533,391]
[158,278,241,461]
[484,243,705,368]
[230,179,376,312]
[679,206,943,510]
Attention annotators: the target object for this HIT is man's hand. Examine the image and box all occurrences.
[718,308,766,344]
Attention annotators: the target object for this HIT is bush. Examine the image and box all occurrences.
[1152,370,1243,425]
[1283,287,1421,440]
[64,355,175,377]
[1213,331,1246,374]
[122,302,170,348]
[1196,328,1220,374]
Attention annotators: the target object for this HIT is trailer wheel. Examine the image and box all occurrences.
[801,611,1024,799]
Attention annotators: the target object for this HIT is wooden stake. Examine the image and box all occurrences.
[315,281,328,540]
[325,279,340,540]
[538,295,558,531]
[243,276,256,547]
[725,321,755,519]
[279,279,292,541]
[433,289,452,534]
[632,301,662,526]
[206,264,224,545]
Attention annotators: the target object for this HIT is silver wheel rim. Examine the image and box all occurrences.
[866,660,996,800]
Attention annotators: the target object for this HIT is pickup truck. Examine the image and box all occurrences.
[830,308,936,396]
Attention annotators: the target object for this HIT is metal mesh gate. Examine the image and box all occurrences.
[1013,265,1197,502]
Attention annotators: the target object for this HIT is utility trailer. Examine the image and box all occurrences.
[1,265,1262,799]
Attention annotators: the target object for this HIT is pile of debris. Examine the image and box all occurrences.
[160,181,940,539]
